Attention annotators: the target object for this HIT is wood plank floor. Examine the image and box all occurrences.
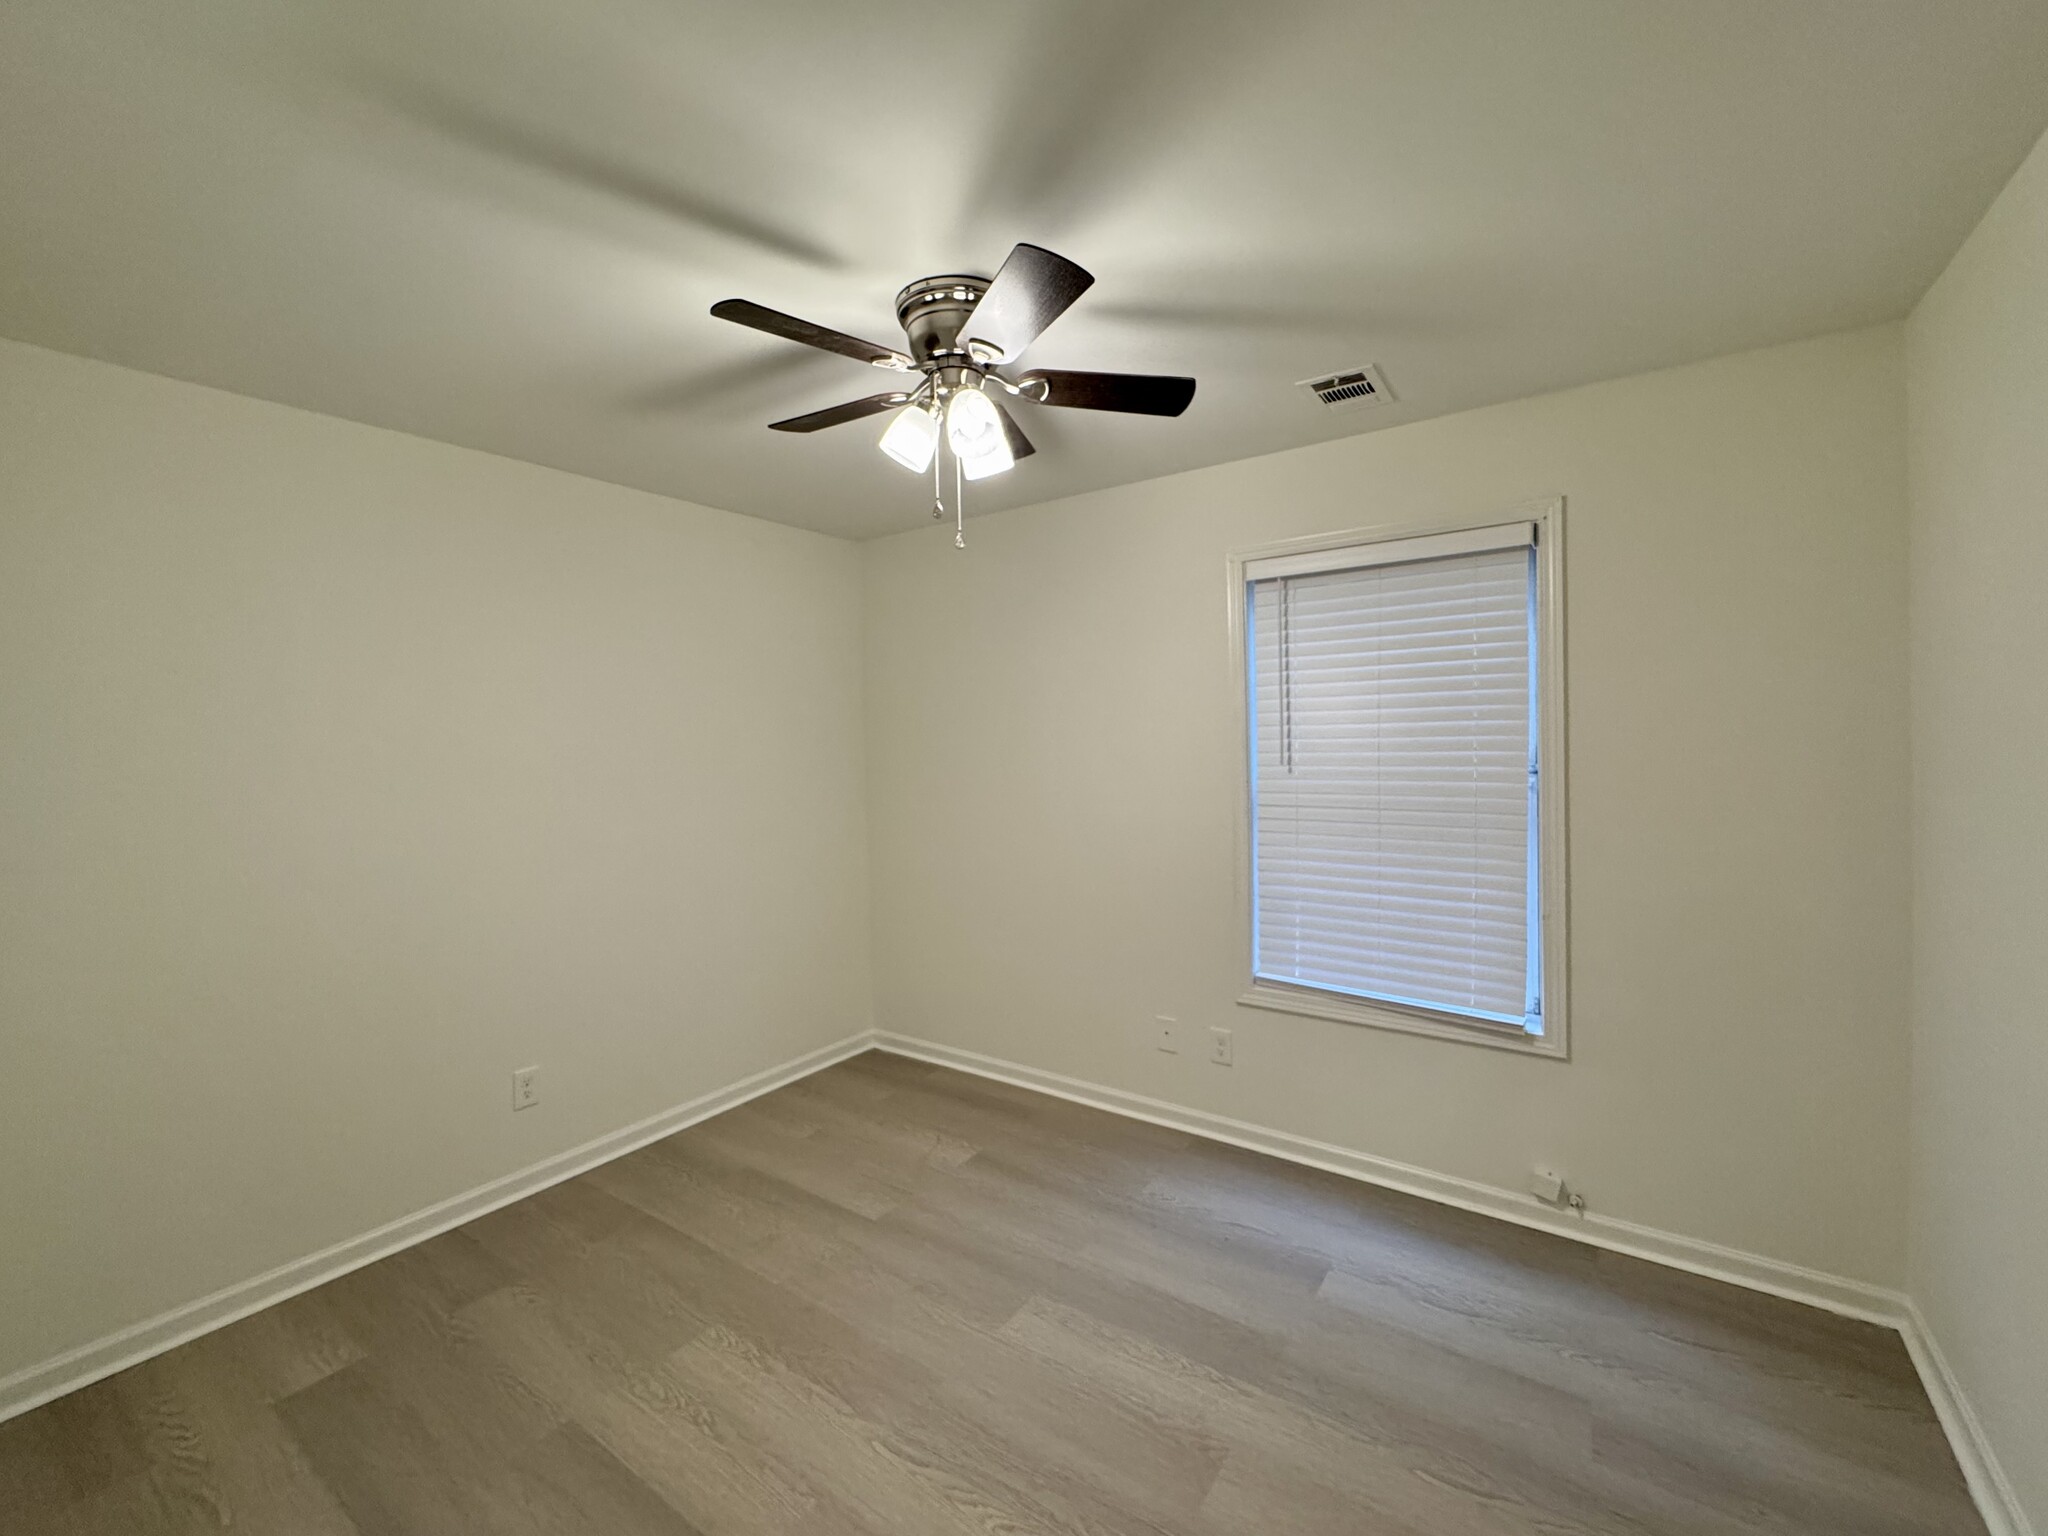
[0,1051,1983,1535]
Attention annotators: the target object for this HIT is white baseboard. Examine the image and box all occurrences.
[872,1032,1908,1325]
[0,1030,874,1426]
[1899,1301,2037,1536]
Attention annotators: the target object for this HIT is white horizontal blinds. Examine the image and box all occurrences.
[1251,539,1537,1025]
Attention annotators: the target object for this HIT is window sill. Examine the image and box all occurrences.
[1236,982,1568,1058]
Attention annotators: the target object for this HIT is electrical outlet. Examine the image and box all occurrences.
[512,1066,540,1111]
[1209,1026,1233,1066]
[1155,1016,1180,1054]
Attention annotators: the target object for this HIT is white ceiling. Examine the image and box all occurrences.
[4,2,2046,539]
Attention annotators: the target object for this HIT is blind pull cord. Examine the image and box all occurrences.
[1278,577,1294,771]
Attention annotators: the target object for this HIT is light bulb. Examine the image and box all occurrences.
[877,401,938,472]
[946,385,1014,479]
[945,385,1002,456]
[960,436,1014,480]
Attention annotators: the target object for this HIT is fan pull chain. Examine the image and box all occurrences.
[932,427,944,521]
[954,450,965,548]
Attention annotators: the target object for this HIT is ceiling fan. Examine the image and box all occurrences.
[711,244,1195,539]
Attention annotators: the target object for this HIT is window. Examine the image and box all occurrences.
[1232,503,1566,1055]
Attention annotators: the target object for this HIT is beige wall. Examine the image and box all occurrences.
[0,338,872,1382]
[1906,126,2048,1528]
[864,325,1912,1286]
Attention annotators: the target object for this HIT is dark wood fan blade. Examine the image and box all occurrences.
[768,393,911,432]
[961,245,1094,363]
[712,300,913,370]
[993,400,1037,460]
[364,78,845,270]
[1017,370,1196,416]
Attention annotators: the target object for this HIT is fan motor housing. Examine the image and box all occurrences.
[895,274,990,364]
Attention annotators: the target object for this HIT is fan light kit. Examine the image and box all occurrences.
[712,244,1195,546]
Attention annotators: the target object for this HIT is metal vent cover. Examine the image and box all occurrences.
[1297,364,1393,413]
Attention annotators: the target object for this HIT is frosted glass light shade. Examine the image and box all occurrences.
[878,402,938,472]
[960,436,1014,479]
[945,383,1002,455]
[946,385,1014,479]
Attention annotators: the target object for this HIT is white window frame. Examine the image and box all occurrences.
[1228,497,1570,1059]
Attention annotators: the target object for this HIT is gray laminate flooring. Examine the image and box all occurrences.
[0,1050,1983,1534]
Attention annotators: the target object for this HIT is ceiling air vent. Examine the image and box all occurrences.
[1298,364,1393,414]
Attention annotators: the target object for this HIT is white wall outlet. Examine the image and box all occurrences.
[512,1066,540,1111]
[1209,1026,1233,1066]
[1155,1016,1180,1053]
[1529,1166,1565,1205]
